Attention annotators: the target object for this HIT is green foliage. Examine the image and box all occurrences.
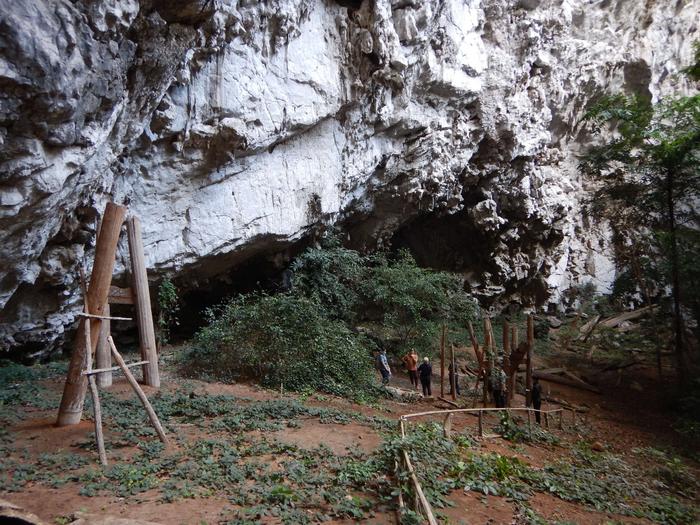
[360,250,476,355]
[157,277,180,346]
[581,52,700,376]
[290,236,366,322]
[185,292,377,398]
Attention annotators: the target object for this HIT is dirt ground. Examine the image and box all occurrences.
[1,348,698,525]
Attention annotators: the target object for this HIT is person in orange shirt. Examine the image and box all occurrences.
[402,349,419,389]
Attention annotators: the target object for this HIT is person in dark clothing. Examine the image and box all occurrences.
[532,377,543,423]
[417,357,432,397]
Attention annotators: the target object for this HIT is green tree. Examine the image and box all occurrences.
[582,49,700,382]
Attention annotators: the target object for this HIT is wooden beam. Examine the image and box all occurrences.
[95,303,112,388]
[108,337,168,444]
[78,312,132,321]
[58,202,127,426]
[82,360,149,376]
[127,216,160,388]
[108,285,134,305]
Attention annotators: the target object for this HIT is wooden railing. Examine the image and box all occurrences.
[394,405,585,524]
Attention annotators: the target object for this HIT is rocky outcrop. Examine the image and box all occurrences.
[0,0,697,355]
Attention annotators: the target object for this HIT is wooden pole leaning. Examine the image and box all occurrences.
[108,337,168,444]
[85,320,107,466]
[126,216,160,388]
[57,203,127,426]
[78,271,107,467]
[398,419,438,525]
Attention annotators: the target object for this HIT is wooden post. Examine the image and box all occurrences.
[478,411,483,437]
[57,203,127,426]
[450,343,457,401]
[126,216,160,388]
[503,321,510,407]
[95,303,112,388]
[108,337,168,444]
[443,413,453,438]
[525,314,534,407]
[440,325,446,399]
[544,411,549,429]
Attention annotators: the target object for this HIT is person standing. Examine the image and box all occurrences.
[376,349,392,385]
[532,377,543,423]
[402,349,419,389]
[417,357,432,397]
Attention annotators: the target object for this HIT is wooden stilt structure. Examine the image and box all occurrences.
[57,203,162,427]
[57,203,127,426]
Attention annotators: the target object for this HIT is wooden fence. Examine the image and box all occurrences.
[394,405,586,524]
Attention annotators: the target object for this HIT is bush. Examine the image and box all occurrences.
[290,237,366,322]
[184,293,377,399]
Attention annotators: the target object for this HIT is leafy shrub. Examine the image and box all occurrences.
[360,250,476,355]
[290,235,367,322]
[184,293,377,398]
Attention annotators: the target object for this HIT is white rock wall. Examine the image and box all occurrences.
[0,0,697,354]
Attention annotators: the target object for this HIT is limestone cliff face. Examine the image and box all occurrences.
[0,0,697,355]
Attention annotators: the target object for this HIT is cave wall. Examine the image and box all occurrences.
[0,0,697,355]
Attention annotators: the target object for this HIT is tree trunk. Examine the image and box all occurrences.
[667,169,687,384]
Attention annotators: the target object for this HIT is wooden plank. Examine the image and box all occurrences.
[108,285,134,305]
[438,397,459,408]
[127,216,160,388]
[82,360,149,376]
[95,303,112,388]
[58,202,127,426]
[108,336,168,444]
[78,312,132,321]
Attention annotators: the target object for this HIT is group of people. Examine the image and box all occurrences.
[376,348,544,421]
[376,349,434,397]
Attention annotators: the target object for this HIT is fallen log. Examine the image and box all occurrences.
[542,395,590,413]
[599,360,642,373]
[534,371,601,394]
[600,306,655,329]
[578,314,601,341]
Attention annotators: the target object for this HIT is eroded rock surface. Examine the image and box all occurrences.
[0,0,697,355]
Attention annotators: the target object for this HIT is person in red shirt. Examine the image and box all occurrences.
[402,349,419,389]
